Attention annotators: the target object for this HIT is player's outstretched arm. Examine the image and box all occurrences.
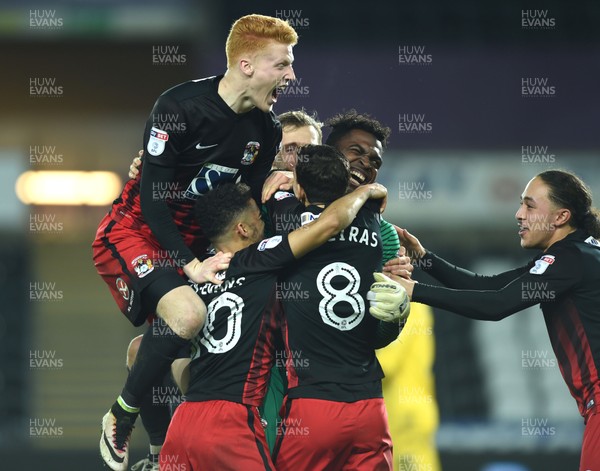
[288,183,387,258]
[392,251,578,321]
[384,226,530,290]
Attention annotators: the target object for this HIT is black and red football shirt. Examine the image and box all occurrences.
[185,235,293,406]
[109,75,281,263]
[413,230,600,418]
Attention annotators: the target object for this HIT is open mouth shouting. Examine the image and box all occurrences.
[270,81,289,104]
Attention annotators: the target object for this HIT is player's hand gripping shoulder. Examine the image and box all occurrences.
[183,251,232,285]
[324,182,388,232]
[129,150,143,179]
[287,182,387,259]
[364,182,388,212]
[367,272,410,323]
[261,170,294,203]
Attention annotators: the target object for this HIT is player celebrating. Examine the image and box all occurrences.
[271,110,323,170]
[125,110,420,461]
[160,146,393,469]
[384,170,600,471]
[324,110,440,471]
[267,148,408,471]
[93,14,298,471]
[260,110,401,269]
[123,109,324,464]
[260,110,438,469]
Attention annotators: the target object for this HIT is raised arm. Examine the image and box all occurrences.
[418,251,531,290]
[384,226,530,290]
[288,183,387,258]
[395,245,582,321]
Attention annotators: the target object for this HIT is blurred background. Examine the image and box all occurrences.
[1,0,599,469]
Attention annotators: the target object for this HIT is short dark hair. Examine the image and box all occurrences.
[194,183,253,241]
[325,109,391,148]
[537,169,600,238]
[295,144,350,204]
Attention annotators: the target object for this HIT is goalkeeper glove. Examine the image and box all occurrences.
[366,272,410,322]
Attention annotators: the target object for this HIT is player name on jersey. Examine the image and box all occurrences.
[328,225,379,247]
[191,276,246,296]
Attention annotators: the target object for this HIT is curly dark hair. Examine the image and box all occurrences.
[325,109,391,148]
[194,183,253,241]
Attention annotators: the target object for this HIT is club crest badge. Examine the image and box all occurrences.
[132,254,154,278]
[241,141,260,165]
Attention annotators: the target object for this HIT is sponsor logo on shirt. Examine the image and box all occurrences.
[195,142,218,150]
[585,236,600,247]
[587,399,595,410]
[258,235,282,251]
[300,212,319,226]
[241,141,260,165]
[132,254,154,278]
[115,277,130,300]
[529,254,555,275]
[147,127,169,156]
[127,289,135,312]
